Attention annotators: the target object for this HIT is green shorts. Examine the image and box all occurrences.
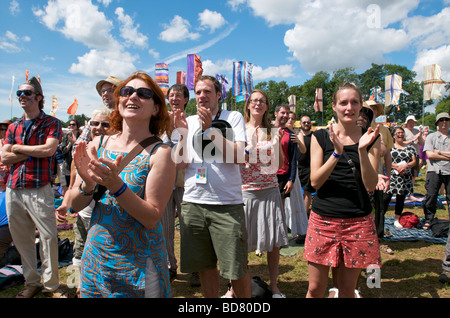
[179,202,248,280]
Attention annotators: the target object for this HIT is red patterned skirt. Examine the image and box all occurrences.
[303,211,381,268]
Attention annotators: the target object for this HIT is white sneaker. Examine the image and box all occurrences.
[394,220,403,229]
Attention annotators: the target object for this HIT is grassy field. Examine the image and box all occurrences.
[1,170,449,298]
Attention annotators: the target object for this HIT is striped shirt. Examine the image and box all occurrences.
[5,111,62,189]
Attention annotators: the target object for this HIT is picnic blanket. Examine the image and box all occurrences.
[383,216,448,244]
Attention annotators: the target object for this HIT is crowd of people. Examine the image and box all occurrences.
[0,71,449,299]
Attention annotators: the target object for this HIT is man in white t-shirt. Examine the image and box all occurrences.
[174,75,251,298]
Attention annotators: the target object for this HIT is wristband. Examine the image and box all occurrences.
[78,181,94,196]
[332,151,342,159]
[244,148,250,155]
[112,183,127,198]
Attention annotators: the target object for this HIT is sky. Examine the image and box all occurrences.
[0,0,449,123]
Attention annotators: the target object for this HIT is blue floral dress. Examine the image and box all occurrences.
[80,141,170,298]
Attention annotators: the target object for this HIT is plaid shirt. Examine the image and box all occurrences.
[5,111,62,189]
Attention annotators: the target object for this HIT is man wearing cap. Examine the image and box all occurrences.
[404,115,424,200]
[174,75,251,298]
[73,76,121,149]
[1,76,64,298]
[422,112,450,284]
[422,112,450,228]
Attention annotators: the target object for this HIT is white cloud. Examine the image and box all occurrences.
[33,0,116,49]
[159,15,200,42]
[97,0,113,7]
[252,64,295,81]
[9,0,20,15]
[403,7,450,49]
[115,7,148,48]
[198,9,227,32]
[227,0,247,11]
[412,45,450,82]
[0,30,30,53]
[201,58,295,82]
[148,49,160,60]
[69,49,137,79]
[239,0,417,74]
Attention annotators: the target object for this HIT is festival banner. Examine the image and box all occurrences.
[155,63,169,95]
[385,74,409,107]
[176,71,187,85]
[216,74,228,101]
[288,95,296,113]
[186,54,203,90]
[423,64,446,101]
[314,88,323,112]
[232,61,253,99]
[67,98,78,116]
[50,95,58,117]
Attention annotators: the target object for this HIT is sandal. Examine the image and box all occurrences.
[42,288,69,298]
[16,286,42,298]
[380,244,394,255]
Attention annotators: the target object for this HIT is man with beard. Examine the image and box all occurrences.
[2,76,63,298]
[297,115,314,215]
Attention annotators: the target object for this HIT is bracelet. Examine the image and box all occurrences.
[112,183,127,198]
[332,151,342,159]
[78,181,94,196]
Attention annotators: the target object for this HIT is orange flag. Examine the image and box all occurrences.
[67,98,78,115]
[25,70,29,81]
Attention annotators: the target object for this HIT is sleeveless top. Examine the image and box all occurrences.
[80,137,170,298]
[241,140,279,191]
[311,128,374,218]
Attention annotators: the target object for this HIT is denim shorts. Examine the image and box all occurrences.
[179,202,248,280]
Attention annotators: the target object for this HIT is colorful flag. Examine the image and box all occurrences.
[385,74,409,107]
[67,98,78,115]
[232,61,253,97]
[186,54,203,90]
[236,94,249,103]
[423,64,446,101]
[155,63,169,95]
[50,95,58,117]
[288,95,296,113]
[9,75,15,106]
[314,88,323,112]
[176,71,186,85]
[25,70,29,81]
[216,74,228,101]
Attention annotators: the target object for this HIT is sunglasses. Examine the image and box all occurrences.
[68,123,77,126]
[119,86,155,99]
[90,121,110,129]
[16,90,35,97]
[438,118,450,123]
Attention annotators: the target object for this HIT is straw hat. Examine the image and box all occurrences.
[96,76,122,96]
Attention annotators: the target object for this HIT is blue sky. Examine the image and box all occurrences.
[0,0,449,122]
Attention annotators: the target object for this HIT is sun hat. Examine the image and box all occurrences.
[363,100,383,116]
[96,76,122,96]
[405,115,418,124]
[435,112,450,125]
[25,76,43,95]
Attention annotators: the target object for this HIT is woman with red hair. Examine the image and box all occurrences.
[71,72,175,298]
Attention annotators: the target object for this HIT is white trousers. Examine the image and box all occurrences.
[6,184,59,291]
